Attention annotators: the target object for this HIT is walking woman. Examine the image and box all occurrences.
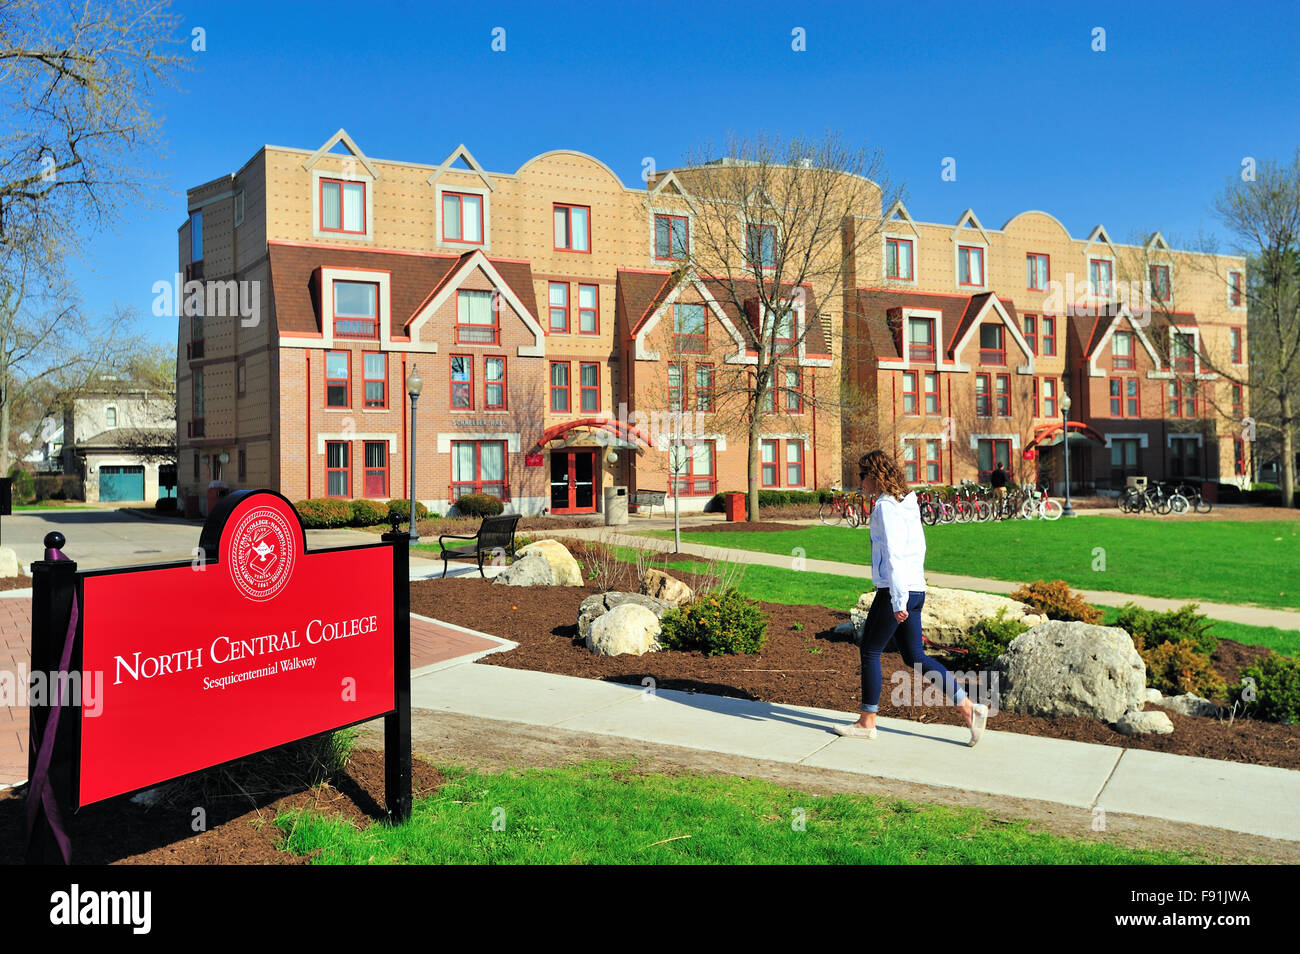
[836,450,989,746]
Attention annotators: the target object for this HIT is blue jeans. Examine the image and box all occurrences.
[859,588,967,713]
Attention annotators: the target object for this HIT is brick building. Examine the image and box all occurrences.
[176,131,1248,514]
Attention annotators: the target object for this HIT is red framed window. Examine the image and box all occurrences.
[1026,253,1049,290]
[1230,327,1243,364]
[995,373,1011,417]
[654,214,689,261]
[579,362,600,413]
[902,440,919,483]
[484,356,506,410]
[1033,377,1040,417]
[902,371,919,415]
[1109,378,1139,418]
[1023,315,1037,355]
[1231,383,1243,417]
[441,192,483,244]
[320,178,365,234]
[886,237,913,279]
[761,440,779,487]
[1229,271,1244,307]
[908,317,935,362]
[1167,380,1197,418]
[1089,259,1113,296]
[924,371,939,414]
[783,367,803,413]
[1234,437,1246,476]
[958,246,984,286]
[673,303,707,352]
[746,224,777,269]
[554,203,590,252]
[363,352,387,408]
[695,364,713,412]
[363,441,388,497]
[1042,316,1057,356]
[786,440,805,487]
[578,284,599,335]
[451,440,507,500]
[975,373,991,417]
[1112,330,1134,370]
[979,323,1006,365]
[450,355,474,409]
[548,282,569,333]
[924,438,942,483]
[550,361,571,413]
[325,441,350,498]
[668,362,683,412]
[1172,331,1195,372]
[765,307,796,348]
[456,289,499,344]
[1042,377,1058,418]
[325,351,350,408]
[976,439,1011,480]
[668,440,716,496]
[1150,265,1171,302]
[333,281,379,339]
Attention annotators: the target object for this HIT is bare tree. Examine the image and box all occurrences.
[667,132,900,521]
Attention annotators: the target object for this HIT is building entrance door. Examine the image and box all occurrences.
[550,449,597,513]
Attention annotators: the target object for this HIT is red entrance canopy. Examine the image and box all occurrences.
[1025,420,1106,450]
[535,418,652,453]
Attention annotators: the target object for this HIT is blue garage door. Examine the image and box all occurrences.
[99,465,145,502]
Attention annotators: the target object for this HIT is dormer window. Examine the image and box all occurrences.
[908,317,935,363]
[333,281,379,339]
[1149,265,1171,303]
[1026,253,1049,291]
[320,178,366,234]
[456,289,498,345]
[1089,259,1113,297]
[1172,330,1195,372]
[554,203,590,252]
[442,192,483,244]
[746,224,777,269]
[978,323,1005,365]
[1112,330,1134,369]
[761,306,795,348]
[673,303,707,353]
[886,238,913,280]
[957,246,984,286]
[654,214,689,261]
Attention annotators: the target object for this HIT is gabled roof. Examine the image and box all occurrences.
[946,291,1019,357]
[301,128,380,178]
[266,243,537,339]
[852,289,974,362]
[951,209,990,244]
[426,144,495,191]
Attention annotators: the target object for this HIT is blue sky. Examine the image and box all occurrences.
[78,0,1300,346]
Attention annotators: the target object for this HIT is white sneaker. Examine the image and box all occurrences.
[834,723,877,739]
[969,704,989,747]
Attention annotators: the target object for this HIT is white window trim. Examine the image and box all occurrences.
[653,432,727,452]
[436,433,521,454]
[406,249,545,357]
[1146,259,1174,309]
[1103,432,1150,449]
[878,307,949,371]
[968,432,1021,450]
[882,232,918,285]
[636,272,749,364]
[1087,307,1161,377]
[435,183,491,251]
[283,267,393,352]
[954,241,989,291]
[311,168,374,243]
[1167,432,1204,449]
[1086,254,1117,300]
[949,296,1034,374]
[649,206,694,265]
[316,433,398,454]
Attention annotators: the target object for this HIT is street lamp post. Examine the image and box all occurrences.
[1060,388,1076,517]
[406,365,423,543]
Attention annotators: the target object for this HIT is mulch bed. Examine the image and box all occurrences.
[0,576,32,592]
[411,564,1300,771]
[0,749,443,865]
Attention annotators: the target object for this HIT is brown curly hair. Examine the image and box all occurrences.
[858,450,912,502]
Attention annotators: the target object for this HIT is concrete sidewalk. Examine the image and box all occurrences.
[410,648,1300,843]
[539,523,1300,630]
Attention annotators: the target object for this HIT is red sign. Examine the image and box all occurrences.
[1023,448,1037,461]
[525,452,544,467]
[77,492,395,806]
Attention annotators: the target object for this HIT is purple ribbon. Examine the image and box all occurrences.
[24,547,78,864]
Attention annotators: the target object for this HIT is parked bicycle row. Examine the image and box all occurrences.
[1116,481,1214,515]
[819,480,1063,527]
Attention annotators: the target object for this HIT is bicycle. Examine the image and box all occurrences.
[1020,484,1063,520]
[818,488,854,526]
[1175,482,1213,514]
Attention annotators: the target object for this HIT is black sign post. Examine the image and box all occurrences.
[382,513,412,824]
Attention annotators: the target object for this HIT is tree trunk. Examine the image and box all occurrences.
[1281,393,1296,509]
[747,405,762,523]
[0,358,9,478]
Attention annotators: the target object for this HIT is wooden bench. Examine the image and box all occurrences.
[438,513,522,578]
[632,489,667,517]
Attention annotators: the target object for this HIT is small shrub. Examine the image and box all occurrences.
[350,498,389,527]
[1114,602,1217,657]
[293,498,353,529]
[1231,653,1300,725]
[659,587,769,656]
[1140,640,1226,698]
[386,499,430,524]
[1010,580,1103,624]
[453,492,503,518]
[7,467,35,504]
[960,607,1030,670]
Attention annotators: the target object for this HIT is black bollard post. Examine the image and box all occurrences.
[381,518,412,824]
[27,531,79,864]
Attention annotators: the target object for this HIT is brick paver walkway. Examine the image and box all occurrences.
[0,600,499,789]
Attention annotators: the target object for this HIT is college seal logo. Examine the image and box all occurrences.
[226,505,297,601]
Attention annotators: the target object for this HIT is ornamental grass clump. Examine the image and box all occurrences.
[1010,580,1103,624]
[659,588,769,656]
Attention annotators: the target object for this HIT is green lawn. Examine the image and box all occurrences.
[13,503,96,511]
[640,517,1300,610]
[276,760,1209,865]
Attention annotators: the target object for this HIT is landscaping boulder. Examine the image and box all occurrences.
[491,550,557,586]
[578,591,671,641]
[994,620,1147,722]
[844,585,1046,647]
[1145,688,1164,704]
[1116,710,1175,736]
[0,547,18,579]
[516,539,583,586]
[586,603,662,657]
[640,568,693,606]
[1153,693,1222,718]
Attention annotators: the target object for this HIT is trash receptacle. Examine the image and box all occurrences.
[1201,481,1218,504]
[724,492,746,522]
[183,494,201,518]
[604,486,628,526]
